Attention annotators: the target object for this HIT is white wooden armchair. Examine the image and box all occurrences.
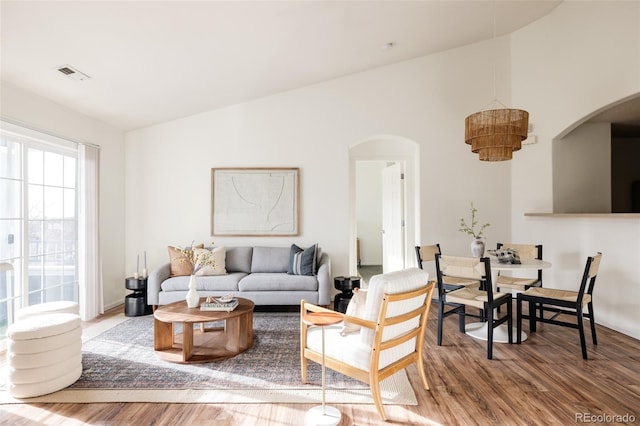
[300,268,435,421]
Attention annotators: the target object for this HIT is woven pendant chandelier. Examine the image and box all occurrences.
[465,108,529,161]
[465,2,529,161]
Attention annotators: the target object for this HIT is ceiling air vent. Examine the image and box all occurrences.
[56,65,90,81]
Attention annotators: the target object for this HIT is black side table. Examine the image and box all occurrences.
[333,276,361,313]
[125,277,153,316]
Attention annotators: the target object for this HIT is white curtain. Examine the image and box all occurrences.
[78,144,103,320]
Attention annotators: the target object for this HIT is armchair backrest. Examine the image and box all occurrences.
[360,268,431,346]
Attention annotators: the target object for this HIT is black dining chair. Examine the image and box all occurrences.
[516,252,602,359]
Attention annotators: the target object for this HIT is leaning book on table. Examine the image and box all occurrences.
[200,298,239,312]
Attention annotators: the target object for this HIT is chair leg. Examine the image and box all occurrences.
[528,300,537,332]
[516,295,523,344]
[507,300,513,344]
[437,301,444,346]
[486,308,494,360]
[370,377,388,421]
[577,306,588,360]
[588,302,598,345]
[301,354,307,384]
[458,306,466,334]
[416,356,430,390]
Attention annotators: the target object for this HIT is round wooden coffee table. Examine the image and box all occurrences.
[153,297,254,363]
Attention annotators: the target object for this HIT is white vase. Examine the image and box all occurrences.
[471,239,485,257]
[185,275,200,308]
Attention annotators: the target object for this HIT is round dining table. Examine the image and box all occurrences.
[465,258,552,343]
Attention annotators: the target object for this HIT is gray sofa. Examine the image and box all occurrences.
[147,246,331,306]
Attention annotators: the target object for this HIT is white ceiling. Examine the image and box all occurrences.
[1,1,563,131]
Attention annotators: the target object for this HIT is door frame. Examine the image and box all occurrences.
[348,135,420,276]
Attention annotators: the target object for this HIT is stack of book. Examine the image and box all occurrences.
[200,297,239,312]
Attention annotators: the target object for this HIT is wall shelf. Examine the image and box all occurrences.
[525,213,640,218]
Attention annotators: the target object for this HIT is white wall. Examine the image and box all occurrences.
[0,83,126,312]
[511,1,640,338]
[355,161,384,265]
[553,123,611,213]
[125,37,514,281]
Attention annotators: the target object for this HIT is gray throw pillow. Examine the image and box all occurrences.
[287,244,317,276]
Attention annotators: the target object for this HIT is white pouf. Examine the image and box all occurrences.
[15,301,79,321]
[6,312,83,398]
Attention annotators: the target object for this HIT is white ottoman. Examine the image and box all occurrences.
[6,312,83,398]
[15,301,79,321]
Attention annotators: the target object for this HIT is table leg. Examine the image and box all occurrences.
[182,322,194,362]
[154,319,173,350]
[304,325,341,426]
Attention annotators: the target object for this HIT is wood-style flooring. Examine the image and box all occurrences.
[1,302,639,426]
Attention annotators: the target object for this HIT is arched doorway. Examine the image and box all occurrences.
[348,135,420,277]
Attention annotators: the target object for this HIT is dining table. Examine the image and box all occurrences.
[464,257,552,343]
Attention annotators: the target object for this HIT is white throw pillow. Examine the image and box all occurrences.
[193,247,227,276]
[340,288,367,336]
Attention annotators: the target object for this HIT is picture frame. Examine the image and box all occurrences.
[211,167,299,236]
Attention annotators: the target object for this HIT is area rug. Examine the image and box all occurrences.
[0,312,417,405]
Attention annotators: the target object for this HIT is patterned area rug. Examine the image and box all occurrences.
[0,312,417,404]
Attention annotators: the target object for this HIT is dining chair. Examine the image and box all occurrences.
[435,254,512,359]
[416,244,480,290]
[495,243,543,293]
[300,268,434,421]
[516,252,602,359]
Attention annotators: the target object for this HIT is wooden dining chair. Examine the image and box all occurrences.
[516,252,602,359]
[435,254,512,359]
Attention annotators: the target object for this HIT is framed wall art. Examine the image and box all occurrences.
[211,167,299,236]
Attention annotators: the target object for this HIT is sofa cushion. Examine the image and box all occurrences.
[287,244,318,276]
[167,244,204,276]
[160,273,245,292]
[193,247,227,276]
[225,247,253,273]
[239,273,318,292]
[251,247,290,273]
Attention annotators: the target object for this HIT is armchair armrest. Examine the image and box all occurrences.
[300,300,376,330]
[147,262,171,306]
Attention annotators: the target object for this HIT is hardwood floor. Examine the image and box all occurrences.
[1,302,639,425]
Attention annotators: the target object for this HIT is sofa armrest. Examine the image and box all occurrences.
[147,263,171,306]
[316,253,331,306]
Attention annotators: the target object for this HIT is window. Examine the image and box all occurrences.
[0,126,79,340]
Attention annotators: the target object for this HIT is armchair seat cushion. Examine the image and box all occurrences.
[306,325,372,371]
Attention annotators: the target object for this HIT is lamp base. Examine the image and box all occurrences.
[305,405,341,426]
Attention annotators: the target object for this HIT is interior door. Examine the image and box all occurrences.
[381,163,404,272]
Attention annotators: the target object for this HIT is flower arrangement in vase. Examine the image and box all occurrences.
[458,203,490,257]
[176,241,216,308]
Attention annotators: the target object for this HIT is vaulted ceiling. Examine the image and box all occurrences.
[1,1,562,131]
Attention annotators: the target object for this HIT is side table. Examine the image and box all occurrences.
[333,276,361,313]
[125,277,153,317]
[302,311,343,426]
